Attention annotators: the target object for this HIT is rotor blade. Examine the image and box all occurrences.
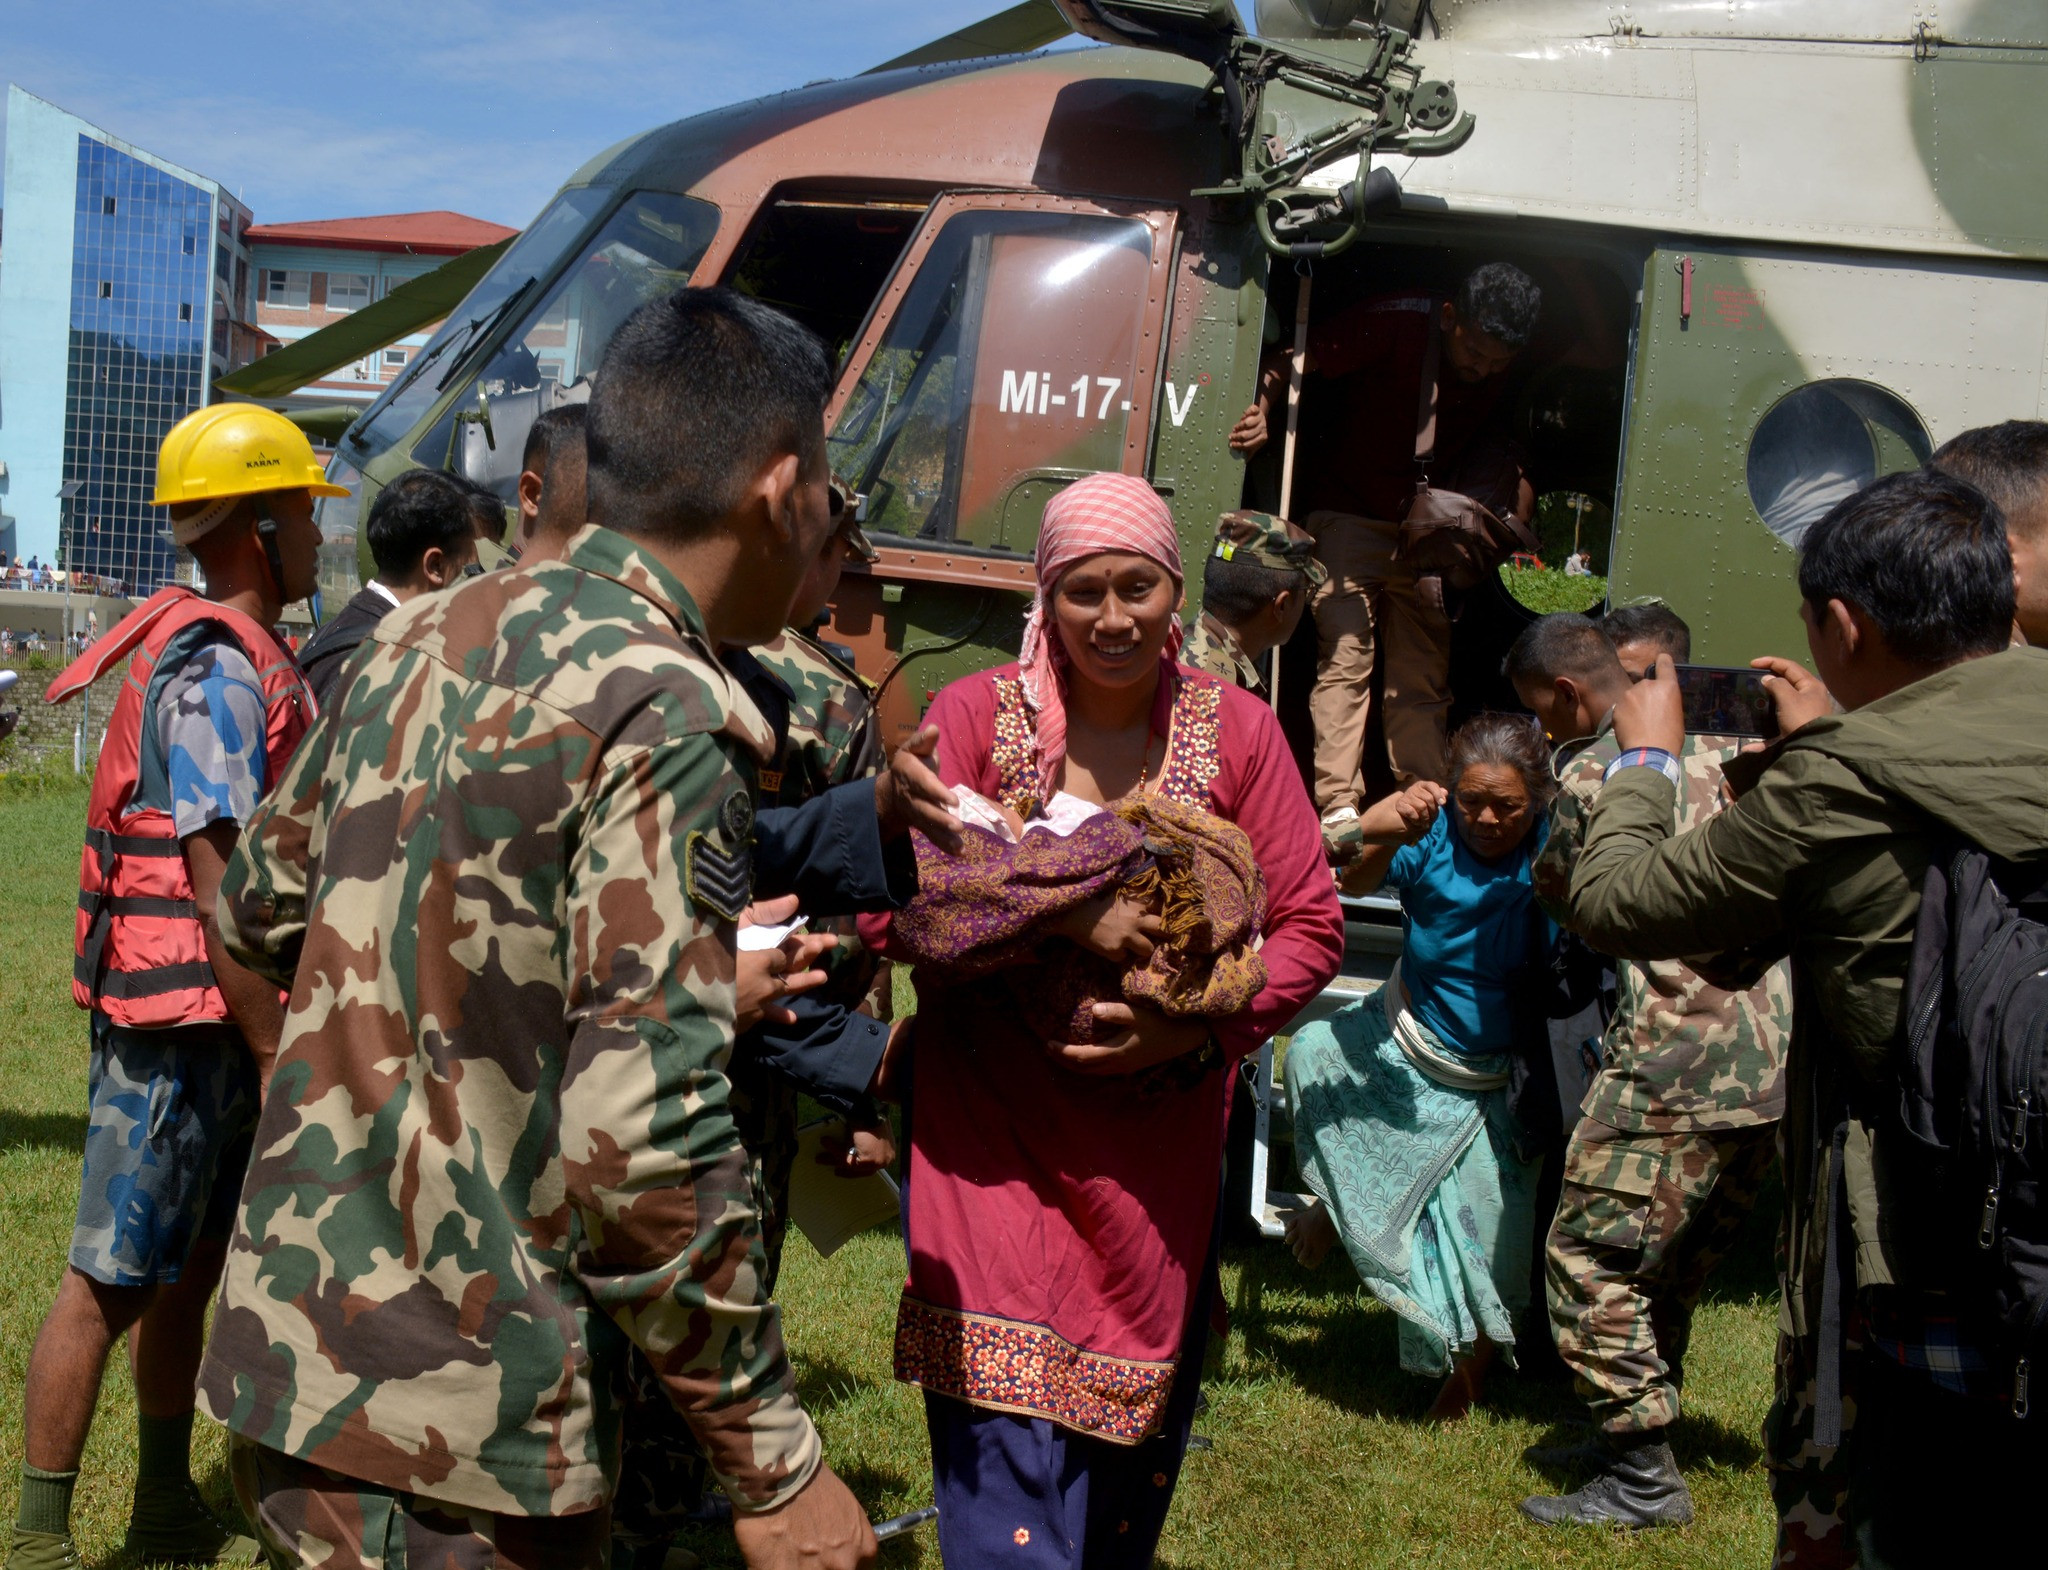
[865,0,1072,73]
[215,238,513,398]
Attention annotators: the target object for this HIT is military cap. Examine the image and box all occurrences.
[1211,510,1327,587]
[829,473,877,564]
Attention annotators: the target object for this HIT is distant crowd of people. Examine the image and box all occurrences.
[8,259,2048,1570]
[0,555,124,597]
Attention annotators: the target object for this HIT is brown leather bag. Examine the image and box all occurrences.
[1395,310,1537,599]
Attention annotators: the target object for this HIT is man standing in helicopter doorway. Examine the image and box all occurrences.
[1231,261,1541,857]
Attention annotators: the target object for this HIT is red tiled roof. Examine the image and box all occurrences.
[242,210,519,256]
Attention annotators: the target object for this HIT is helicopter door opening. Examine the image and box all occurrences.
[722,194,927,364]
[825,193,1176,555]
[1256,235,1636,801]
[1241,232,1635,1238]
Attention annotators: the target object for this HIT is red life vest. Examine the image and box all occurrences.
[47,587,315,1028]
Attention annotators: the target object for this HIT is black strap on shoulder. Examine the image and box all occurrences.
[1815,1117,1854,1448]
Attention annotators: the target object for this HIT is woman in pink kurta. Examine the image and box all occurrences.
[880,475,1342,1568]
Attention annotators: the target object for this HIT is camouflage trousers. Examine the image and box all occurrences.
[611,1062,798,1548]
[1761,1326,1858,1570]
[1545,1117,1777,1433]
[228,1438,609,1570]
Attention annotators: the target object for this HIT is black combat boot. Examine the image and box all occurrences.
[1519,1429,1695,1529]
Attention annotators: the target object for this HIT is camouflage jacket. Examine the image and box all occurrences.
[196,524,821,1519]
[1182,613,1265,697]
[744,629,879,806]
[1533,723,1790,1132]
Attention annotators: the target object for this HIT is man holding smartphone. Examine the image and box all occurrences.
[1565,469,2048,1565]
[1506,611,1792,1531]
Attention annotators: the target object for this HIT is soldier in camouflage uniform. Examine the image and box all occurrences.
[1182,510,1324,701]
[195,288,884,1570]
[610,481,897,1562]
[1507,612,1790,1531]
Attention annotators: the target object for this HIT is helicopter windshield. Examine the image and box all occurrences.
[341,188,613,471]
[423,190,722,498]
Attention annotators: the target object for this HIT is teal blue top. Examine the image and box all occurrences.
[1385,813,1547,1055]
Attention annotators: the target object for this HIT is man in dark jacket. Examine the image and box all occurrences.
[297,469,477,709]
[1567,469,2048,1566]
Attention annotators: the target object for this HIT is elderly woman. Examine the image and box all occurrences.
[1285,712,1556,1422]
[883,473,1343,1568]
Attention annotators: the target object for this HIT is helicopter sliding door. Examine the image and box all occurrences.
[826,193,1178,572]
[1609,244,2048,663]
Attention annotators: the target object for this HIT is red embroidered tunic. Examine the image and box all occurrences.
[889,663,1343,1441]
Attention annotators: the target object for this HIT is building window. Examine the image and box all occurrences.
[179,303,192,322]
[182,233,197,255]
[264,269,311,309]
[103,195,117,215]
[328,272,373,311]
[98,280,113,299]
[383,347,409,367]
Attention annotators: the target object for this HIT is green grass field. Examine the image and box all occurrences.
[0,784,1781,1567]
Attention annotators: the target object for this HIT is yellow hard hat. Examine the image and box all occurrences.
[150,403,350,514]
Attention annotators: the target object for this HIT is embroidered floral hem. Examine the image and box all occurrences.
[894,1295,1177,1444]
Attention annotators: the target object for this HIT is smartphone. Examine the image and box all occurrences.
[1673,664,1777,739]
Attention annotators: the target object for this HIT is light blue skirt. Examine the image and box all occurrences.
[1285,988,1539,1377]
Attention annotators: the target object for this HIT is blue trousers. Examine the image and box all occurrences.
[923,1260,1215,1568]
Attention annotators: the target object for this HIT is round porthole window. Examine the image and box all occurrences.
[1746,380,1931,548]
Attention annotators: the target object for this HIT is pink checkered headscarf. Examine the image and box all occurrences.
[1018,471,1185,790]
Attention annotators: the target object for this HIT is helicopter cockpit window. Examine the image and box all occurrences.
[1746,380,1931,548]
[435,190,721,499]
[827,211,1155,553]
[340,188,611,475]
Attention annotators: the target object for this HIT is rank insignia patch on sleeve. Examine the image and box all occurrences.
[687,789,755,922]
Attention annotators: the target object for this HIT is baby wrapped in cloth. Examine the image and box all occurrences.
[886,790,1268,1060]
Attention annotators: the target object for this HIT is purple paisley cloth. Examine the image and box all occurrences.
[881,796,1268,1044]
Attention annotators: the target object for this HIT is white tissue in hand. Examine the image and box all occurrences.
[737,918,806,952]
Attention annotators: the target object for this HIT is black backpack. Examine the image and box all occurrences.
[1895,842,2048,1417]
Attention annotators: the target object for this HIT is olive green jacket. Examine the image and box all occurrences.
[1568,647,2048,1338]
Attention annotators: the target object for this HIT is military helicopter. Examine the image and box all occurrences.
[221,0,2048,1229]
[230,0,2048,736]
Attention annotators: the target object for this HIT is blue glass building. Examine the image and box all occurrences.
[1,87,255,595]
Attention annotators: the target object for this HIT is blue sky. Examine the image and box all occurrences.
[1,1,1059,228]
